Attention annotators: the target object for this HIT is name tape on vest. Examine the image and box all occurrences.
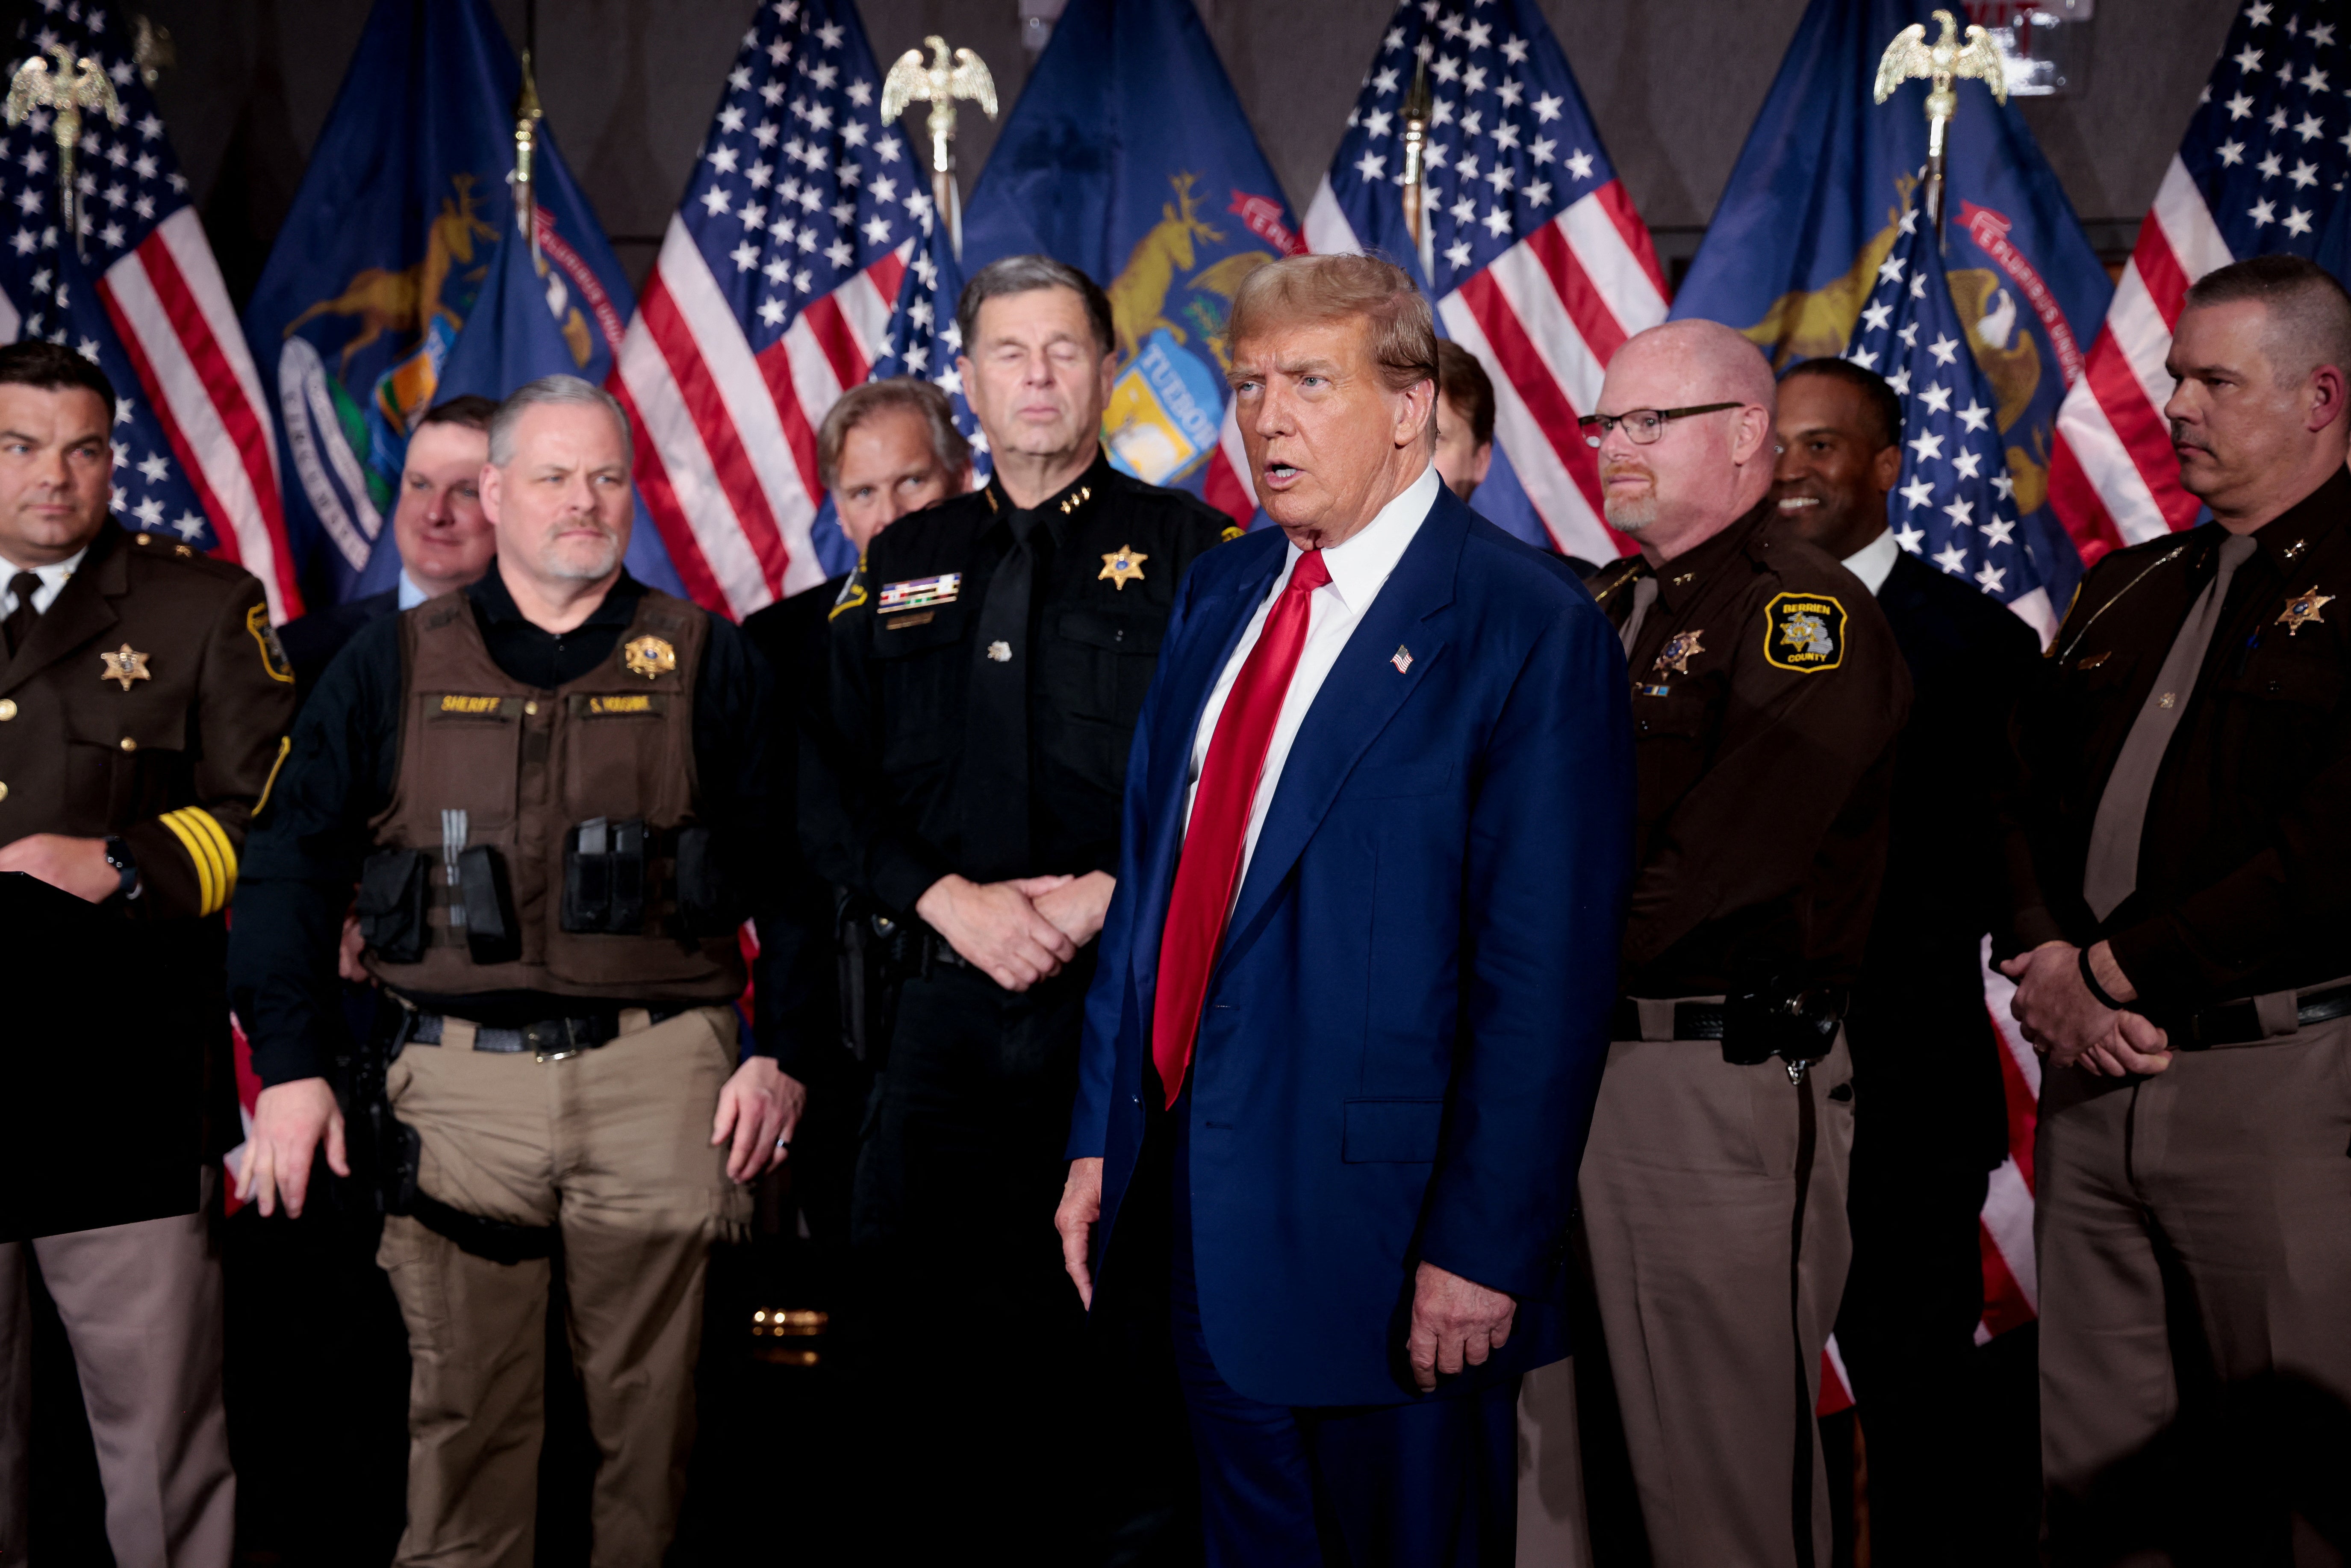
[432,693,516,719]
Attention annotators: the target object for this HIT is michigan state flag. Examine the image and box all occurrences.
[349,148,685,599]
[959,0,1302,522]
[244,0,630,606]
[1674,0,2110,608]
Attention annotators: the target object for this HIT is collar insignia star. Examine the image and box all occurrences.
[2277,588,2333,637]
[98,643,151,690]
[1098,544,1148,591]
[621,635,678,680]
[1653,628,1704,675]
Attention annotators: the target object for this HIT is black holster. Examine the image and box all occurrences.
[359,997,556,1267]
[1721,981,1847,1072]
[836,893,921,1069]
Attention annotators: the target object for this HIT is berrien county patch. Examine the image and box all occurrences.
[1763,592,1847,673]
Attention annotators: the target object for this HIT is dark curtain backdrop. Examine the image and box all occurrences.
[18,0,2237,304]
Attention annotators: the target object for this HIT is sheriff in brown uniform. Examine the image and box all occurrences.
[1514,321,1909,1568]
[0,341,294,1567]
[2001,256,2351,1561]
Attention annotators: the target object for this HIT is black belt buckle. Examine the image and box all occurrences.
[530,1017,592,1063]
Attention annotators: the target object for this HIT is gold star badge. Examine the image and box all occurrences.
[97,643,151,690]
[1653,628,1704,675]
[621,635,677,679]
[1099,545,1148,591]
[2277,589,2333,637]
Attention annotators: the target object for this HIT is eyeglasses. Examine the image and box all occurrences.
[1577,403,1744,448]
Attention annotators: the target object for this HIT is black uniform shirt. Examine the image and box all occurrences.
[803,452,1232,916]
[1588,500,1912,998]
[230,569,777,1086]
[2005,467,2351,1016]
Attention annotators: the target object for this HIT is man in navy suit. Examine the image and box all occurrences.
[276,395,499,702]
[1771,359,2040,1566]
[1053,253,1633,1565]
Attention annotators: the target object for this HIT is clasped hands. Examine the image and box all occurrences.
[1055,1158,1517,1394]
[916,869,1114,992]
[1997,939,2173,1077]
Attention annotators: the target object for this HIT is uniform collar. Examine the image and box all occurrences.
[465,567,644,630]
[1653,497,1772,614]
[984,448,1115,547]
[2245,465,2349,573]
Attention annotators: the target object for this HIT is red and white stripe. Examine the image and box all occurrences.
[97,209,301,622]
[1304,178,1670,562]
[1975,941,2043,1342]
[2048,158,2234,568]
[613,217,910,620]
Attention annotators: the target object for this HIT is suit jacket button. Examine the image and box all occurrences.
[0,699,15,720]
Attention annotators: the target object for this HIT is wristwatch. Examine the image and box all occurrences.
[103,835,141,900]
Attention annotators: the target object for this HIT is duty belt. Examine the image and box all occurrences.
[1610,999,1727,1041]
[405,1006,686,1061]
[2176,979,2351,1050]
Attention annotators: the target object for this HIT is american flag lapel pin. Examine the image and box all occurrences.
[1391,645,1413,674]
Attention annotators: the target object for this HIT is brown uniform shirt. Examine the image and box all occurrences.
[1588,500,1911,998]
[2003,468,2351,1018]
[0,521,294,917]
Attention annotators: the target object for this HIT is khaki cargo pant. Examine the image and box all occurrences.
[379,1005,751,1568]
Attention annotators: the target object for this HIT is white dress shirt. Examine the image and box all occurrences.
[397,570,431,610]
[0,546,87,618]
[1841,528,1899,597]
[1182,463,1441,886]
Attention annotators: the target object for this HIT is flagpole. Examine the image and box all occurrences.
[882,38,999,261]
[1873,9,2007,239]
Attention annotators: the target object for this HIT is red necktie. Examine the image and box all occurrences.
[1151,548,1330,1108]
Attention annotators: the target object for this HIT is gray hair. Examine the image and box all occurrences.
[956,254,1116,360]
[2181,254,2351,386]
[817,377,971,490]
[486,374,632,469]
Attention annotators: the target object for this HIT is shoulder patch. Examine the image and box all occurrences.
[247,603,295,683]
[1762,591,1847,673]
[1220,523,1246,543]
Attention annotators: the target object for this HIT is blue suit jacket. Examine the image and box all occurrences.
[1068,484,1634,1408]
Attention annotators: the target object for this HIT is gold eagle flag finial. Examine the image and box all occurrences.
[6,45,122,253]
[881,36,998,259]
[1874,9,2006,233]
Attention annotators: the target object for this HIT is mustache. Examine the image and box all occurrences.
[2169,422,2209,452]
[1601,462,1655,483]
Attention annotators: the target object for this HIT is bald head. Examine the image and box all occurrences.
[1595,319,1779,563]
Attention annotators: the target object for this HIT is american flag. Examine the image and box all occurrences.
[1304,0,1669,562]
[1847,198,2059,640]
[1,3,294,620]
[612,0,912,620]
[2051,0,2345,562]
[868,192,987,486]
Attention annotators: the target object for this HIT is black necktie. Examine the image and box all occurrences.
[962,510,1041,881]
[3,572,40,659]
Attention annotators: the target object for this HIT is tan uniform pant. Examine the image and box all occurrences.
[2039,1010,2351,1566]
[1522,1025,1854,1568]
[0,1171,234,1568]
[380,1005,750,1568]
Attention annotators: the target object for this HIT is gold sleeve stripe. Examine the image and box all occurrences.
[254,736,291,818]
[186,807,240,901]
[157,808,223,916]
